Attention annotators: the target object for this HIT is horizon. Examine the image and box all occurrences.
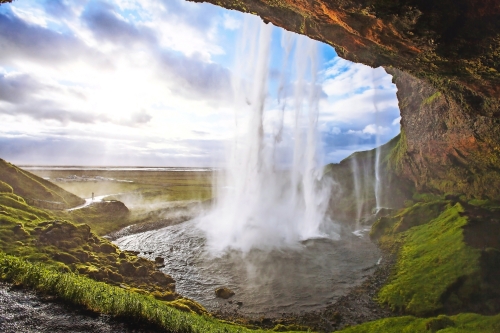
[0,0,401,167]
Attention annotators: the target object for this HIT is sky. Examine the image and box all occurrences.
[0,0,401,167]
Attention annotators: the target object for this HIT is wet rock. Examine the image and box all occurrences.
[215,287,235,299]
[155,257,165,267]
[150,271,175,285]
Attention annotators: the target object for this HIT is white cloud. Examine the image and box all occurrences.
[0,0,401,166]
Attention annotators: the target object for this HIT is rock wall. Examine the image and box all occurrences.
[190,0,500,199]
[387,68,500,198]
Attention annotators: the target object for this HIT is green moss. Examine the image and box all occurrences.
[0,180,13,193]
[422,91,442,105]
[377,203,481,315]
[337,313,500,332]
[387,131,407,173]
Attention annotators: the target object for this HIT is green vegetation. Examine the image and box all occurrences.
[0,159,84,208]
[0,252,309,333]
[339,313,500,333]
[377,203,481,315]
[0,190,208,314]
[324,134,413,220]
[25,168,214,235]
[422,91,442,105]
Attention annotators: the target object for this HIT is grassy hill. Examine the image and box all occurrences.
[0,159,85,209]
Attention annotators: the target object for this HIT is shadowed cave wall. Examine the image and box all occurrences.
[189,0,500,199]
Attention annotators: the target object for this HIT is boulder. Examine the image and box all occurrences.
[215,287,235,299]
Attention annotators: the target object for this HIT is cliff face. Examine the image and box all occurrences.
[190,0,500,199]
[387,68,500,199]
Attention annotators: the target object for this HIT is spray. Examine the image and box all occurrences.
[198,15,335,254]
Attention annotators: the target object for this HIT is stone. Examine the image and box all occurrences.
[215,287,235,299]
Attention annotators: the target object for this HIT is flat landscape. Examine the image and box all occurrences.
[24,167,214,235]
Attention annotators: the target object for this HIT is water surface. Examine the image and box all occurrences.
[114,219,379,317]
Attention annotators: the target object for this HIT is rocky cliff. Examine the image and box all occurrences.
[190,0,500,199]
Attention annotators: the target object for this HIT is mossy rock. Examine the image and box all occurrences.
[169,298,208,315]
[99,243,118,254]
[425,315,455,332]
[150,271,175,285]
[152,290,177,301]
[52,252,79,265]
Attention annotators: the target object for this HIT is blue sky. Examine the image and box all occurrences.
[0,0,401,166]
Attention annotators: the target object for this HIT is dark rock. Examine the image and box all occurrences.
[150,271,175,285]
[99,243,117,254]
[215,287,235,299]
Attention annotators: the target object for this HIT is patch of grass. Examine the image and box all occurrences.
[338,313,500,333]
[377,203,481,315]
[0,252,310,333]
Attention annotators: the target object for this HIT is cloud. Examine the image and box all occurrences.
[81,0,157,45]
[43,0,72,18]
[156,50,231,101]
[0,7,109,67]
[0,73,42,103]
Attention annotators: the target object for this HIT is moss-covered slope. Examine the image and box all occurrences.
[0,159,85,209]
[324,134,414,221]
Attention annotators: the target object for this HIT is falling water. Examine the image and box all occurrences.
[373,71,382,212]
[198,16,335,254]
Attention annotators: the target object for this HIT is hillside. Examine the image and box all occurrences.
[0,159,85,209]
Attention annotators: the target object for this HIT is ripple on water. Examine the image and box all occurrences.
[114,219,380,317]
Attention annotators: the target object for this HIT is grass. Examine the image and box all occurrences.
[0,252,311,333]
[339,313,500,333]
[376,203,481,315]
[0,159,84,208]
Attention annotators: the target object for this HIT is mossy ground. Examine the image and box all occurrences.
[0,190,207,315]
[377,202,481,315]
[339,313,500,333]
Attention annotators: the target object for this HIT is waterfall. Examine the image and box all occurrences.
[198,15,335,254]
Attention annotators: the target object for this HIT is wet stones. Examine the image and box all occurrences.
[150,271,175,285]
[155,257,165,268]
[215,287,235,299]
